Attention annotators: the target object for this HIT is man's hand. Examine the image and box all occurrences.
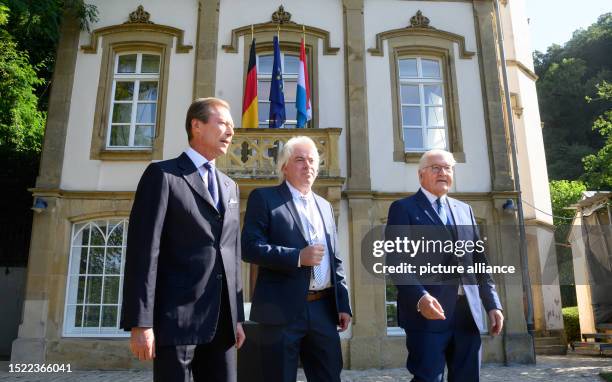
[299,244,325,266]
[338,313,351,332]
[130,327,155,361]
[417,294,446,320]
[488,309,504,336]
[235,323,246,349]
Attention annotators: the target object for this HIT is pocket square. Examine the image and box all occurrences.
[228,199,239,208]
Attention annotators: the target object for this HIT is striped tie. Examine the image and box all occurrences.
[300,195,325,287]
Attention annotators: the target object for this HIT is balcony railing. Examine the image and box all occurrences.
[216,128,341,178]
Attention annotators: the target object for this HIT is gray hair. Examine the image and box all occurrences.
[276,136,319,182]
[418,149,456,170]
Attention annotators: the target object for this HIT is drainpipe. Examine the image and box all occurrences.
[493,0,536,346]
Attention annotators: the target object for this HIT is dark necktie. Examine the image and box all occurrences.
[203,162,219,209]
[436,198,451,226]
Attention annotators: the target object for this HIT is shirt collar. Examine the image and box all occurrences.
[185,147,212,169]
[285,180,313,201]
[420,187,447,206]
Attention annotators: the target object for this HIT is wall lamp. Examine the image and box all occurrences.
[502,199,518,213]
[31,197,48,213]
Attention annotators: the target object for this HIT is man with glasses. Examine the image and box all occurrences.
[242,136,351,382]
[386,149,503,382]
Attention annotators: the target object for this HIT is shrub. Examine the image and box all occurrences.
[562,306,580,343]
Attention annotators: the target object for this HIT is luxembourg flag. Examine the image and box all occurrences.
[296,39,312,128]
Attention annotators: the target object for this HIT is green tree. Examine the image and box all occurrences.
[549,180,587,225]
[0,4,45,152]
[535,13,612,181]
[583,81,612,190]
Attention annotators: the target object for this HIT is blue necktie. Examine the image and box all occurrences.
[436,198,451,226]
[203,162,219,209]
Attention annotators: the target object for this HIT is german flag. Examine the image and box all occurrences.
[242,39,258,128]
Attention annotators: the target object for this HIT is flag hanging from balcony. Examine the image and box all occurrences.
[241,38,258,128]
[269,36,286,128]
[296,39,312,128]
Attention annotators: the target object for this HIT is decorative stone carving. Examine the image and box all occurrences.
[271,5,294,25]
[409,10,431,29]
[125,5,153,24]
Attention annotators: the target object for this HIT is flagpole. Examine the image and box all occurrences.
[251,24,254,41]
[277,23,280,40]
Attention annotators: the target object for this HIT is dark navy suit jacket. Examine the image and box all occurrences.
[120,153,244,346]
[386,189,502,332]
[241,182,351,325]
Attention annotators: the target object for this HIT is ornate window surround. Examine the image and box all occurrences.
[369,11,472,163]
[82,6,192,161]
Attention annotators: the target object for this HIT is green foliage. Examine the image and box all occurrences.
[562,306,580,343]
[535,13,612,181]
[582,81,612,190]
[0,4,45,152]
[549,180,587,224]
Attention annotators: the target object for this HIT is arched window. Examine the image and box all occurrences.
[63,219,129,337]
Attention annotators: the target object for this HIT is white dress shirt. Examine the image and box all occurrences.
[286,181,332,290]
[185,147,213,187]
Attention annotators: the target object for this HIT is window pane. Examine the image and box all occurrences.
[138,81,158,101]
[88,248,104,274]
[136,104,156,124]
[258,55,273,74]
[404,128,424,150]
[107,222,124,247]
[85,276,102,304]
[134,125,154,147]
[284,55,299,74]
[258,102,270,123]
[77,276,86,303]
[401,85,420,104]
[90,224,105,246]
[84,305,100,327]
[75,306,84,327]
[285,102,297,122]
[426,106,445,127]
[424,85,443,105]
[258,81,271,99]
[422,59,441,78]
[105,248,122,275]
[114,82,134,101]
[284,80,297,100]
[79,247,89,274]
[111,103,132,123]
[141,54,160,73]
[103,276,120,304]
[402,106,422,126]
[109,125,130,146]
[427,128,447,149]
[118,54,137,73]
[399,59,417,77]
[76,226,90,246]
[102,306,118,327]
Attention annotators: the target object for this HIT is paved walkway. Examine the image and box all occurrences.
[0,355,610,381]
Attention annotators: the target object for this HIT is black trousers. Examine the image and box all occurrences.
[154,280,236,382]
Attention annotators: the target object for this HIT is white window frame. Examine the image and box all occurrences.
[399,56,448,152]
[257,52,299,128]
[106,52,160,149]
[63,219,129,337]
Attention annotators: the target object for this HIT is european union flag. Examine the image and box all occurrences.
[269,36,286,128]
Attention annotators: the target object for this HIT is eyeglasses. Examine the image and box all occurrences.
[425,165,454,174]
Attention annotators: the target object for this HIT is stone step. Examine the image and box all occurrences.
[534,336,564,346]
[535,344,567,355]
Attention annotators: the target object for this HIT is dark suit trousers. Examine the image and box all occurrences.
[154,279,236,382]
[405,296,481,382]
[258,295,342,382]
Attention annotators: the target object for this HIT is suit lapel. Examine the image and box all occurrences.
[178,153,217,211]
[415,190,443,225]
[217,170,230,214]
[313,195,334,254]
[278,183,308,243]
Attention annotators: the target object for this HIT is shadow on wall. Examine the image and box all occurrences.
[0,268,27,358]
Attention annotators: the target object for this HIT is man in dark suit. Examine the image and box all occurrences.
[242,136,352,382]
[121,98,245,382]
[386,149,504,382]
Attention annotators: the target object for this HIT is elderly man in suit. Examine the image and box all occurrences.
[121,98,245,382]
[386,149,504,382]
[241,136,352,382]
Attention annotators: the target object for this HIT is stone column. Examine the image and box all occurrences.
[193,0,221,99]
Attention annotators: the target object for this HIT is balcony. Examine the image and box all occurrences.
[216,128,341,179]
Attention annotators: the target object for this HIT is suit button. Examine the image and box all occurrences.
[217,274,223,280]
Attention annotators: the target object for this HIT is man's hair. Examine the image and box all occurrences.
[185,97,230,141]
[418,149,456,170]
[276,136,319,182]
